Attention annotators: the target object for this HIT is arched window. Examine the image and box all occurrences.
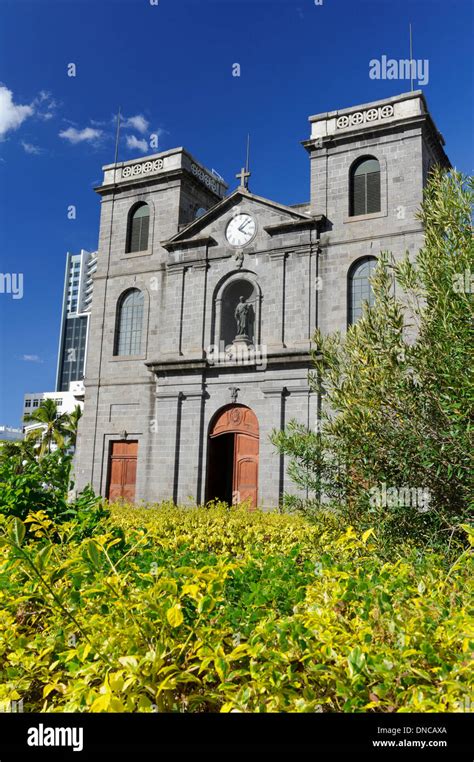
[126,203,150,253]
[350,157,380,216]
[348,257,377,325]
[114,289,144,356]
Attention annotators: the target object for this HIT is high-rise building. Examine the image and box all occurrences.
[55,250,97,392]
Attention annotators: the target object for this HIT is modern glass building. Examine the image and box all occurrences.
[55,250,97,392]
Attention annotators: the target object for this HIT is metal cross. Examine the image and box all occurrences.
[235,167,251,189]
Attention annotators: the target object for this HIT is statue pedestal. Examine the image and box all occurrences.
[225,338,255,367]
[233,334,252,347]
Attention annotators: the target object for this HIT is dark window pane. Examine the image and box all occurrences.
[350,157,380,216]
[127,204,150,253]
[366,171,381,214]
[352,175,366,216]
[354,158,380,176]
[348,257,377,325]
[114,289,144,356]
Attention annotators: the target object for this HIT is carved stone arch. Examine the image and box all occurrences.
[209,404,259,439]
[212,271,262,348]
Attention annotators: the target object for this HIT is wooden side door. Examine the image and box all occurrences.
[233,433,258,509]
[107,440,138,502]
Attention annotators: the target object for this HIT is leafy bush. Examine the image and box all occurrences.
[60,487,111,540]
[0,450,70,521]
[0,504,471,713]
[0,447,108,536]
[272,169,473,547]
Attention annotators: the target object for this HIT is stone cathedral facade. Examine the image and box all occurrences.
[74,91,450,508]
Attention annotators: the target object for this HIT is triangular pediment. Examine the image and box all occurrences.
[162,188,315,251]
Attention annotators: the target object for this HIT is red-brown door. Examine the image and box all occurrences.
[107,440,138,502]
[233,433,258,509]
[206,405,259,509]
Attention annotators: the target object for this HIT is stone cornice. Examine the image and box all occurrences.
[162,235,217,252]
[83,378,152,388]
[320,226,425,248]
[302,116,424,151]
[308,91,425,123]
[146,349,316,375]
[155,390,205,400]
[95,168,184,196]
[303,112,450,169]
[262,385,312,397]
[97,148,227,198]
[264,215,325,236]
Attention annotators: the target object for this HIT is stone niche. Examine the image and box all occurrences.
[220,279,256,348]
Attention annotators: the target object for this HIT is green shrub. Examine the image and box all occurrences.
[0,450,70,521]
[0,504,471,713]
[61,486,110,540]
[0,447,108,536]
[272,169,473,547]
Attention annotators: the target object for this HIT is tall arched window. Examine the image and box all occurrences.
[348,257,377,325]
[126,203,150,253]
[114,289,144,356]
[350,157,380,216]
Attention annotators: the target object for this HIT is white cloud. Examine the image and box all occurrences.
[33,91,58,121]
[123,114,149,134]
[125,134,148,153]
[22,354,42,363]
[21,141,42,155]
[59,126,103,144]
[0,85,34,139]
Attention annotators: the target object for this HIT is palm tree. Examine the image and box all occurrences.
[0,438,37,469]
[23,399,68,457]
[62,405,82,449]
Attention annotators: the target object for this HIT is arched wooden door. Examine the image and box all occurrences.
[206,405,259,509]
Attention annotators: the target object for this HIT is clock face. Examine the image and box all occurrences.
[226,213,256,247]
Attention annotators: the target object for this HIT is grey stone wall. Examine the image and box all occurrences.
[74,93,450,507]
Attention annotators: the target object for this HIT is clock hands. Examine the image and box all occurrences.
[226,215,254,245]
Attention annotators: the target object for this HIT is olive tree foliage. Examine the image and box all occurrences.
[272,169,473,545]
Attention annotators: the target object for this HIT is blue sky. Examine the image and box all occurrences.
[0,0,472,426]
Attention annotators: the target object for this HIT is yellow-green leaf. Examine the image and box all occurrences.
[362,528,375,543]
[166,605,184,627]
